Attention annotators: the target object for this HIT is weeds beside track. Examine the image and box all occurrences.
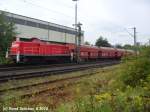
[0,60,119,100]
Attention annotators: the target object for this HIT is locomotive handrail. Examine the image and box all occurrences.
[23,47,39,55]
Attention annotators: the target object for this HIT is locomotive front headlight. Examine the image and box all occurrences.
[12,43,19,48]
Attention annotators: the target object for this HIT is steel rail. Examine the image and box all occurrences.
[0,60,112,71]
[0,71,98,94]
[0,61,120,83]
[0,63,76,71]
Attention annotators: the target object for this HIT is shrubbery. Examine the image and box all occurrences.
[121,46,150,87]
[56,47,150,112]
[0,12,16,64]
[57,91,150,112]
[0,56,12,64]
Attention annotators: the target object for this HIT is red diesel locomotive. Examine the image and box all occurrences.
[9,38,134,63]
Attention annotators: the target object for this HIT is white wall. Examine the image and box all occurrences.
[16,24,49,40]
[15,24,77,43]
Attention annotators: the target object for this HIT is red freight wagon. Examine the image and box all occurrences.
[125,50,134,56]
[117,49,126,58]
[66,44,99,60]
[100,47,117,58]
[80,46,99,60]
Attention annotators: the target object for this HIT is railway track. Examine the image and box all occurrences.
[0,63,76,71]
[0,61,118,99]
[0,60,120,83]
[0,71,98,97]
[0,60,112,71]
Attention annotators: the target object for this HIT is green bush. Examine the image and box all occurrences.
[56,47,150,112]
[0,55,6,64]
[0,56,12,64]
[56,91,149,112]
[121,46,150,87]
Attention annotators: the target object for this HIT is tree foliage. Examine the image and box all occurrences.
[95,36,111,47]
[115,44,123,49]
[123,44,134,50]
[121,46,150,87]
[84,41,90,45]
[0,13,16,57]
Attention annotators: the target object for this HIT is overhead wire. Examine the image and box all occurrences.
[15,0,90,28]
[0,0,61,22]
[123,28,134,37]
[31,0,74,9]
[21,0,74,19]
[25,0,85,22]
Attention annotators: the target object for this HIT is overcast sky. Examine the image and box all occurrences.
[0,0,150,45]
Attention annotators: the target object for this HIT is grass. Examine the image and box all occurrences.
[0,65,118,111]
[55,47,150,112]
[55,62,150,112]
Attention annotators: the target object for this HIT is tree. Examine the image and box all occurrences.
[115,44,123,49]
[95,36,111,47]
[123,44,134,50]
[84,41,90,45]
[0,13,16,58]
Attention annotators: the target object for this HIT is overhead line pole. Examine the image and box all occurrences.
[125,27,138,54]
[132,27,138,55]
[133,27,137,47]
